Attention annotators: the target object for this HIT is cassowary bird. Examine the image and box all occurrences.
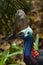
[20,28,43,65]
[0,9,43,65]
[20,26,38,65]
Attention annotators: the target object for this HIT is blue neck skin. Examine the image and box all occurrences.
[23,36,33,57]
[21,26,33,57]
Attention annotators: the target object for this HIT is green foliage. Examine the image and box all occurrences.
[34,34,39,50]
[0,0,32,36]
[0,34,39,65]
[0,50,8,65]
[0,43,22,65]
[9,43,22,53]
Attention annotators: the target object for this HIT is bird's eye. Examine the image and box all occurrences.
[28,32,29,34]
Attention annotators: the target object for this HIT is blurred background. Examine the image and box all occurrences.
[0,0,43,65]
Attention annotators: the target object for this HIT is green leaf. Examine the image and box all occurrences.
[0,50,9,65]
[8,50,22,58]
[34,34,39,50]
[8,64,19,65]
[9,43,22,53]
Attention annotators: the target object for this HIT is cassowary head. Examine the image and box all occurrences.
[13,9,29,34]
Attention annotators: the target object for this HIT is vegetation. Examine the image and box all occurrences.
[0,43,22,65]
[0,0,32,36]
[0,34,39,65]
[0,0,43,65]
